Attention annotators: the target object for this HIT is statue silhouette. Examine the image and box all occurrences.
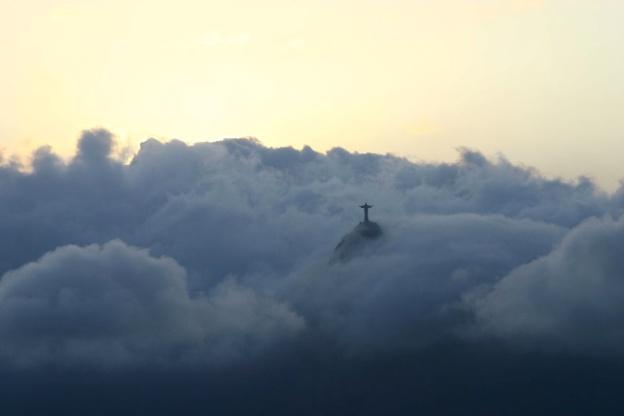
[359,203,373,223]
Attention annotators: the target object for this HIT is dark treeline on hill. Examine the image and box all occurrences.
[2,129,624,414]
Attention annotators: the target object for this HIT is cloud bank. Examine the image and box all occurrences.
[1,129,623,364]
[2,128,624,413]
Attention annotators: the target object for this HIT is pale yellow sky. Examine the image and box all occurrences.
[1,0,623,189]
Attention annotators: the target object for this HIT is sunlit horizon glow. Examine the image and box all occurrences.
[2,0,623,190]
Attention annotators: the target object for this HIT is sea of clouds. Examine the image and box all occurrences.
[2,129,624,414]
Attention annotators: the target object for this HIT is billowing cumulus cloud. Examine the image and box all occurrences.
[0,240,303,368]
[0,128,622,368]
[283,214,565,354]
[473,215,624,353]
[3,129,624,413]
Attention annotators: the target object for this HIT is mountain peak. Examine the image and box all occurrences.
[331,221,383,264]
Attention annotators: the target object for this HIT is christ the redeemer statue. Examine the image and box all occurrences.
[359,203,373,223]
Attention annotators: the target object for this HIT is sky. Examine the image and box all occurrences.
[2,0,624,190]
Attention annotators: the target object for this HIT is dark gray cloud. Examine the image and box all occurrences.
[0,240,302,368]
[473,215,624,353]
[2,129,624,414]
[282,214,565,355]
[0,129,621,364]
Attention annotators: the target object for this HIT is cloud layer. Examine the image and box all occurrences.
[1,128,624,371]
